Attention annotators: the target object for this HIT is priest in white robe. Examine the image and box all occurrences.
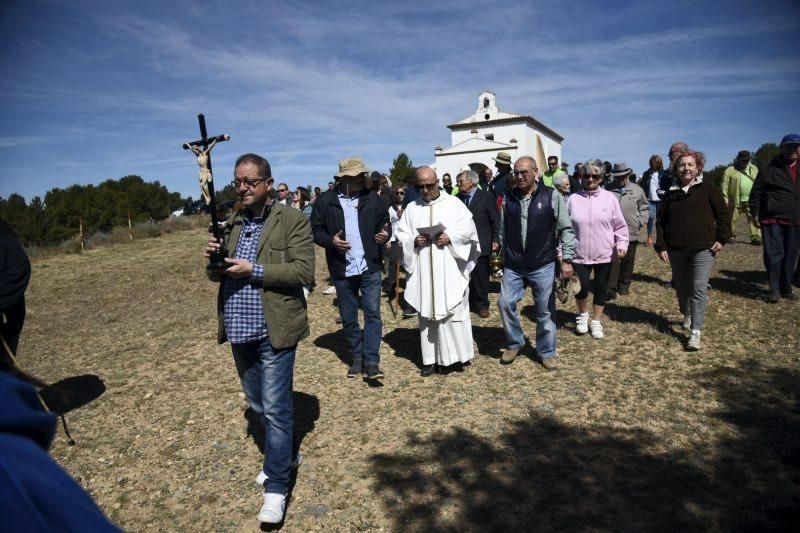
[395,166,481,376]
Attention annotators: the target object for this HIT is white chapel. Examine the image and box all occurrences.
[431,91,563,179]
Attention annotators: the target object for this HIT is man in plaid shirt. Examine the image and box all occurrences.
[206,153,314,524]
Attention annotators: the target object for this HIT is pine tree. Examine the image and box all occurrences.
[389,153,416,184]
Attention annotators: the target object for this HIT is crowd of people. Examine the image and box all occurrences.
[1,134,797,527]
[198,134,799,523]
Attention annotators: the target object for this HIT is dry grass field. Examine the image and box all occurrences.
[19,222,800,532]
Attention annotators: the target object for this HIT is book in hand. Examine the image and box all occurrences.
[416,223,446,237]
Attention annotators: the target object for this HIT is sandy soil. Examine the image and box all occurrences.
[19,221,800,532]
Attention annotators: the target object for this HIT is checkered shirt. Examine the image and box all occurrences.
[222,212,268,344]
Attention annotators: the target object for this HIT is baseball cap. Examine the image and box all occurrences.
[780,134,800,146]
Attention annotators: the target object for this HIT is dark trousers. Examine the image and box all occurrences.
[762,223,800,295]
[469,255,491,311]
[608,241,639,294]
[333,270,383,367]
[573,262,612,306]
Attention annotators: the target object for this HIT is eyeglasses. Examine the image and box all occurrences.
[231,178,269,188]
[396,192,405,196]
[584,174,603,181]
[513,169,535,177]
[417,183,438,190]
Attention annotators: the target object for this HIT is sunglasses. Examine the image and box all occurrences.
[277,188,288,192]
[232,178,270,188]
[584,175,603,181]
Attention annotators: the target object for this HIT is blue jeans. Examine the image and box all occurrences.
[231,337,296,494]
[333,270,383,368]
[647,201,659,238]
[497,263,557,359]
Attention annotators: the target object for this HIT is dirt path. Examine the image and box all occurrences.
[19,226,799,531]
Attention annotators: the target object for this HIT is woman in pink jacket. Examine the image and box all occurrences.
[567,159,629,339]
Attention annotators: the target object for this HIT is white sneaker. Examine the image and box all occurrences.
[255,454,303,486]
[258,492,286,524]
[687,330,701,351]
[589,320,604,339]
[323,286,336,295]
[682,314,691,330]
[575,313,589,334]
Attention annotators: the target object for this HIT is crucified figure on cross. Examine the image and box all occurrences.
[189,139,219,205]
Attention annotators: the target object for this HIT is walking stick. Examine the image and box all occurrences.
[394,246,401,314]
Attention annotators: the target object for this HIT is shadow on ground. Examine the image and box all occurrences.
[39,374,106,415]
[632,272,669,286]
[712,269,766,298]
[603,303,683,340]
[313,331,349,366]
[383,326,422,368]
[245,392,320,456]
[370,360,800,531]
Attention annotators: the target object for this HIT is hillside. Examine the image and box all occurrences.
[18,225,800,531]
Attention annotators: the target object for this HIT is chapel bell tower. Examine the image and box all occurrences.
[476,91,499,121]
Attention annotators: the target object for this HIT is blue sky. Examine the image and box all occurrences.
[1,0,798,201]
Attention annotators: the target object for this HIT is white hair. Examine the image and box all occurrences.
[459,170,478,185]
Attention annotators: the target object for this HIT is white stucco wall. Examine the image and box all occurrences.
[431,92,562,182]
[433,124,561,180]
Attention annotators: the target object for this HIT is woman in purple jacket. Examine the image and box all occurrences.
[567,160,629,339]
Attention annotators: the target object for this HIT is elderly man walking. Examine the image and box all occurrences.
[311,157,390,379]
[750,134,800,302]
[722,150,760,244]
[497,156,576,369]
[458,169,500,318]
[396,166,481,376]
[607,163,649,299]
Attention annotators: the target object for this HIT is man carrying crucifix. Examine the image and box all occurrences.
[395,166,481,376]
[205,153,314,524]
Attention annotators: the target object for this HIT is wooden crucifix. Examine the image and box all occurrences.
[182,114,231,272]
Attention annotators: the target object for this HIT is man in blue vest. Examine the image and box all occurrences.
[497,156,576,369]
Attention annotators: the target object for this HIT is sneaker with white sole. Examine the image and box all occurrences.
[682,314,691,330]
[575,313,589,334]
[687,330,701,351]
[255,454,303,486]
[323,286,336,295]
[589,319,604,339]
[258,492,286,524]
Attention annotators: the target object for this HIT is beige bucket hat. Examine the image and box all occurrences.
[492,151,513,166]
[335,157,369,178]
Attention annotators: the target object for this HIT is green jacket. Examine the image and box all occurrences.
[542,169,566,188]
[721,163,758,205]
[210,202,315,348]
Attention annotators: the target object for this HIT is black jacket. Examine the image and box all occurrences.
[655,179,730,252]
[463,189,500,257]
[311,188,389,280]
[749,156,800,223]
[0,219,31,343]
[640,169,672,200]
[488,169,512,199]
